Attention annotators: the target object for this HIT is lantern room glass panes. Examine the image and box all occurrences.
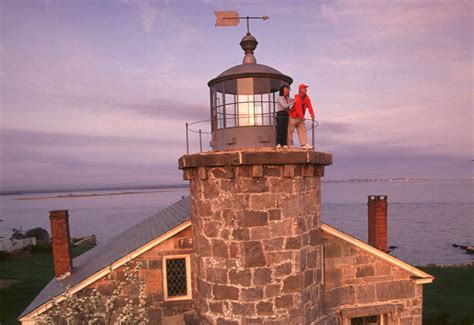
[254,94,263,126]
[211,77,287,130]
[215,90,224,129]
[224,93,235,127]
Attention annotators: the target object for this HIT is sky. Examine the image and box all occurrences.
[0,0,472,191]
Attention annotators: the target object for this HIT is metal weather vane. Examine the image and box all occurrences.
[214,11,269,34]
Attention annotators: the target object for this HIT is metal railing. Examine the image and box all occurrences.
[185,119,212,155]
[185,115,319,154]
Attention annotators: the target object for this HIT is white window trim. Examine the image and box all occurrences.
[321,244,325,285]
[163,254,192,301]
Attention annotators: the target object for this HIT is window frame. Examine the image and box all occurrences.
[348,314,386,325]
[163,254,192,301]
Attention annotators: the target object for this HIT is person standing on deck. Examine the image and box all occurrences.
[276,85,294,149]
[288,83,315,149]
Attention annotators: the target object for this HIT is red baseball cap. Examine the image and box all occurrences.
[298,83,309,90]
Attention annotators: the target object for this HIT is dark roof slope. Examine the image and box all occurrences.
[20,196,191,319]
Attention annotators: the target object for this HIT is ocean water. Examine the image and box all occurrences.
[0,179,472,266]
[321,178,473,266]
[0,189,187,244]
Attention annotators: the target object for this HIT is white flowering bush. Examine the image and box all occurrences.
[36,262,149,325]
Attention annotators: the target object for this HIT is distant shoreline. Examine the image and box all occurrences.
[322,177,428,183]
[13,188,187,201]
[0,184,189,196]
[1,177,472,196]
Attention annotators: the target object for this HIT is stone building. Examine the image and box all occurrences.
[19,185,433,324]
[20,31,433,324]
[177,149,432,325]
[19,200,195,324]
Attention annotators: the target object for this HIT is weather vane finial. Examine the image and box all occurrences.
[214,11,269,64]
[214,11,269,34]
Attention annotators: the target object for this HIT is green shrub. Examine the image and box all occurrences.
[10,228,25,240]
[460,316,474,325]
[10,227,50,241]
[423,312,451,324]
[25,227,49,241]
[30,243,52,253]
[22,243,52,254]
[0,251,10,260]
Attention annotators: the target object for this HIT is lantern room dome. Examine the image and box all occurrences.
[207,32,294,150]
[208,63,293,87]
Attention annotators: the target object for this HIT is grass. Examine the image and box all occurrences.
[420,264,474,325]
[0,246,92,325]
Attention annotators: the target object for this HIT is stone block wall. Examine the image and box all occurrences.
[321,231,423,325]
[85,226,194,324]
[179,149,333,325]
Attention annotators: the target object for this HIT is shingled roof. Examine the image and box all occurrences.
[20,196,191,319]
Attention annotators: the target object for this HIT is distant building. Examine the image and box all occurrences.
[20,31,433,325]
[0,237,36,252]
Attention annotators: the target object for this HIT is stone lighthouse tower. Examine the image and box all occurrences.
[179,30,332,324]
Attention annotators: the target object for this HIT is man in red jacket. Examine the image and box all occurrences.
[287,83,315,149]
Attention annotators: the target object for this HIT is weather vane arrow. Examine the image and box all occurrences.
[214,11,269,34]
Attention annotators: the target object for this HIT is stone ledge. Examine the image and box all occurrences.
[340,303,403,318]
[179,149,332,169]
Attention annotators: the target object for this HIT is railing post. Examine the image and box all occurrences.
[186,123,189,154]
[272,113,276,147]
[199,129,203,152]
[312,119,315,148]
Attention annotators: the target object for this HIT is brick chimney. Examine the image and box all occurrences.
[49,210,72,279]
[368,195,388,252]
[179,149,332,324]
